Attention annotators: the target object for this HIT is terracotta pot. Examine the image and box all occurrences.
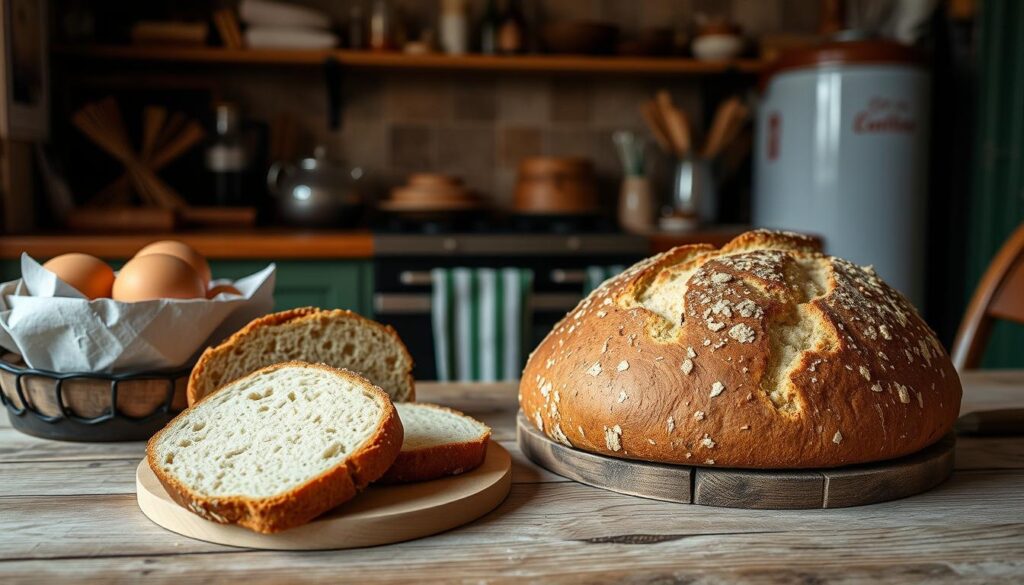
[514,157,599,215]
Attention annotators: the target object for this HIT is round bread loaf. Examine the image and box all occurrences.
[520,230,962,469]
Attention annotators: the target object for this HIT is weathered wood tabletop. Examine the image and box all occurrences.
[2,372,1023,584]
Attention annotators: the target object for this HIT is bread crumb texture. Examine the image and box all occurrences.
[149,362,401,533]
[520,229,962,469]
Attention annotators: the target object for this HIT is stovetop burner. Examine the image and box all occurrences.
[372,211,618,235]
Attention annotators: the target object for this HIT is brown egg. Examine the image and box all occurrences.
[42,253,115,299]
[134,240,211,286]
[113,254,206,302]
[207,284,242,299]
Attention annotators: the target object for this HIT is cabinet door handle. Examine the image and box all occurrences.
[549,269,586,284]
[398,271,433,286]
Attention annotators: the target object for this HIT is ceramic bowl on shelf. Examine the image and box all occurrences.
[692,33,745,61]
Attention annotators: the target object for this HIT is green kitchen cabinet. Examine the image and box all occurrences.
[209,260,373,315]
[0,261,19,283]
[1,259,374,316]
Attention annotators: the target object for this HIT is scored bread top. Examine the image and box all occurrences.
[149,361,403,533]
[187,307,415,406]
[520,229,962,469]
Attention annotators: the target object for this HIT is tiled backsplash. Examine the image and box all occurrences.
[224,0,820,208]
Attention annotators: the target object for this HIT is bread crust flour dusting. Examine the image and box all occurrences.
[520,229,962,469]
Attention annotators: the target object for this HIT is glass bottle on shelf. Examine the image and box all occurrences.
[439,0,468,55]
[369,0,395,51]
[204,103,248,207]
[478,0,500,54]
[497,0,526,54]
[347,2,366,49]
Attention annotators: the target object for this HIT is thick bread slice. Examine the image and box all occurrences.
[378,403,491,484]
[148,361,403,534]
[187,307,414,406]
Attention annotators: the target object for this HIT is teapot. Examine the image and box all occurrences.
[267,146,364,227]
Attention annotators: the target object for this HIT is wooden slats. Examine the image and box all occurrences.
[2,472,1023,561]
[0,375,1022,582]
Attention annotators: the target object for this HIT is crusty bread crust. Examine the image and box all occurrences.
[186,307,415,406]
[378,404,491,484]
[520,229,963,469]
[148,361,404,534]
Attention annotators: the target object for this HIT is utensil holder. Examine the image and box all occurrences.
[0,354,189,442]
[618,176,655,234]
[670,156,717,224]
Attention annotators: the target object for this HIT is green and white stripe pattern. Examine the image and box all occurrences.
[431,267,534,382]
[585,265,626,294]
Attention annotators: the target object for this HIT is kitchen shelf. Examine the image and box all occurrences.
[51,45,767,75]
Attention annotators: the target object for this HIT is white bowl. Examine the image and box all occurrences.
[692,34,744,61]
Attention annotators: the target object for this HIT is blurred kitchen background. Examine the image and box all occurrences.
[1,0,1021,376]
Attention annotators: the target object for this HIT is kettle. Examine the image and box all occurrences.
[267,146,364,227]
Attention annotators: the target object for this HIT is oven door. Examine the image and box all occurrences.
[373,263,617,381]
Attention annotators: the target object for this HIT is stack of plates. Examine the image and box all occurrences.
[379,174,484,213]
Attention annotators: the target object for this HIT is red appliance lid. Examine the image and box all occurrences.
[762,37,926,87]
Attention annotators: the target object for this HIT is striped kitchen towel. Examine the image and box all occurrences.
[431,267,534,382]
[584,265,626,294]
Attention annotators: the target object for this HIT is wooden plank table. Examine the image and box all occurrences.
[1,372,1023,584]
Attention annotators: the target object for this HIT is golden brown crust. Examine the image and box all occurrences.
[149,361,404,534]
[520,229,962,469]
[186,307,415,406]
[377,403,491,484]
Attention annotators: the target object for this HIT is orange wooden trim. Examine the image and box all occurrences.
[0,231,375,260]
[952,222,1024,370]
[52,45,767,75]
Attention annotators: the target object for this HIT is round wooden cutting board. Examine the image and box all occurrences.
[137,441,511,550]
[517,413,954,509]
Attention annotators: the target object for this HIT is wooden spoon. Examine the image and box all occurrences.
[704,96,747,159]
[640,100,674,155]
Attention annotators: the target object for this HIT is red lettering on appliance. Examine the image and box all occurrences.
[853,97,916,134]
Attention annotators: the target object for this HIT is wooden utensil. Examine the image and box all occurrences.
[640,100,674,155]
[213,8,245,50]
[73,97,205,211]
[703,96,749,159]
[655,90,692,157]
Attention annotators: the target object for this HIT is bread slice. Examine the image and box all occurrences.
[148,361,403,534]
[379,403,491,484]
[187,307,415,406]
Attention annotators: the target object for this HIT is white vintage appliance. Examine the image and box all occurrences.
[754,37,931,305]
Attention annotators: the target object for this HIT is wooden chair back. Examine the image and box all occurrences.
[952,223,1024,370]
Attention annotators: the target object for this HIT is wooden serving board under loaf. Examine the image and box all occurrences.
[136,441,511,550]
[517,413,954,509]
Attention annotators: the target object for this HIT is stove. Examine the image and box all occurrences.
[371,210,619,236]
[371,232,648,380]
